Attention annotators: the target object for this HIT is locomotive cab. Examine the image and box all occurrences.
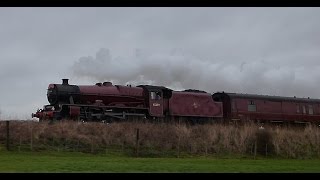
[138,85,172,117]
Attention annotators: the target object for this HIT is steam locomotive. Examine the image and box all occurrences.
[32,79,223,123]
[32,79,320,124]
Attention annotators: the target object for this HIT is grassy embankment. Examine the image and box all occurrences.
[0,120,320,172]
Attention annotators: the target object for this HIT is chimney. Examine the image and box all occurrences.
[62,79,69,85]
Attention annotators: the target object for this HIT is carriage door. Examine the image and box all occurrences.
[149,91,163,117]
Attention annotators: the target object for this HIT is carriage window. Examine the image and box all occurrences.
[231,100,236,111]
[308,105,313,115]
[302,105,306,114]
[156,92,161,100]
[150,92,156,100]
[248,100,256,112]
[150,92,161,100]
[296,104,300,113]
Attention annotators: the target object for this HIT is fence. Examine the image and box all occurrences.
[0,120,319,158]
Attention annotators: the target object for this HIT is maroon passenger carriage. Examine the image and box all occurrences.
[32,79,223,123]
[212,92,320,124]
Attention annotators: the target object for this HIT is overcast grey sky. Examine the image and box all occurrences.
[1,7,320,119]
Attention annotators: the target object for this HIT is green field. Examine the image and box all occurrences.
[0,151,320,172]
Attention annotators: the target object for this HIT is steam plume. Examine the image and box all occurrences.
[71,48,320,99]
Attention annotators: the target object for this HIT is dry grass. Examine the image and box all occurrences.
[0,120,319,158]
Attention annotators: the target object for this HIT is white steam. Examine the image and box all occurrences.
[71,48,320,99]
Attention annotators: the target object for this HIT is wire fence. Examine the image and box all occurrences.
[0,120,319,158]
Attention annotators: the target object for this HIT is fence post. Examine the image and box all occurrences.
[136,128,140,157]
[30,123,33,151]
[265,143,268,157]
[177,135,180,158]
[19,135,22,152]
[254,140,257,159]
[77,138,80,152]
[6,121,10,151]
[91,137,94,153]
[205,143,208,157]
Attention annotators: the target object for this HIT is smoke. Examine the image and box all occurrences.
[71,48,320,99]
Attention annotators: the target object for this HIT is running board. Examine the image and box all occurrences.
[91,112,146,120]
